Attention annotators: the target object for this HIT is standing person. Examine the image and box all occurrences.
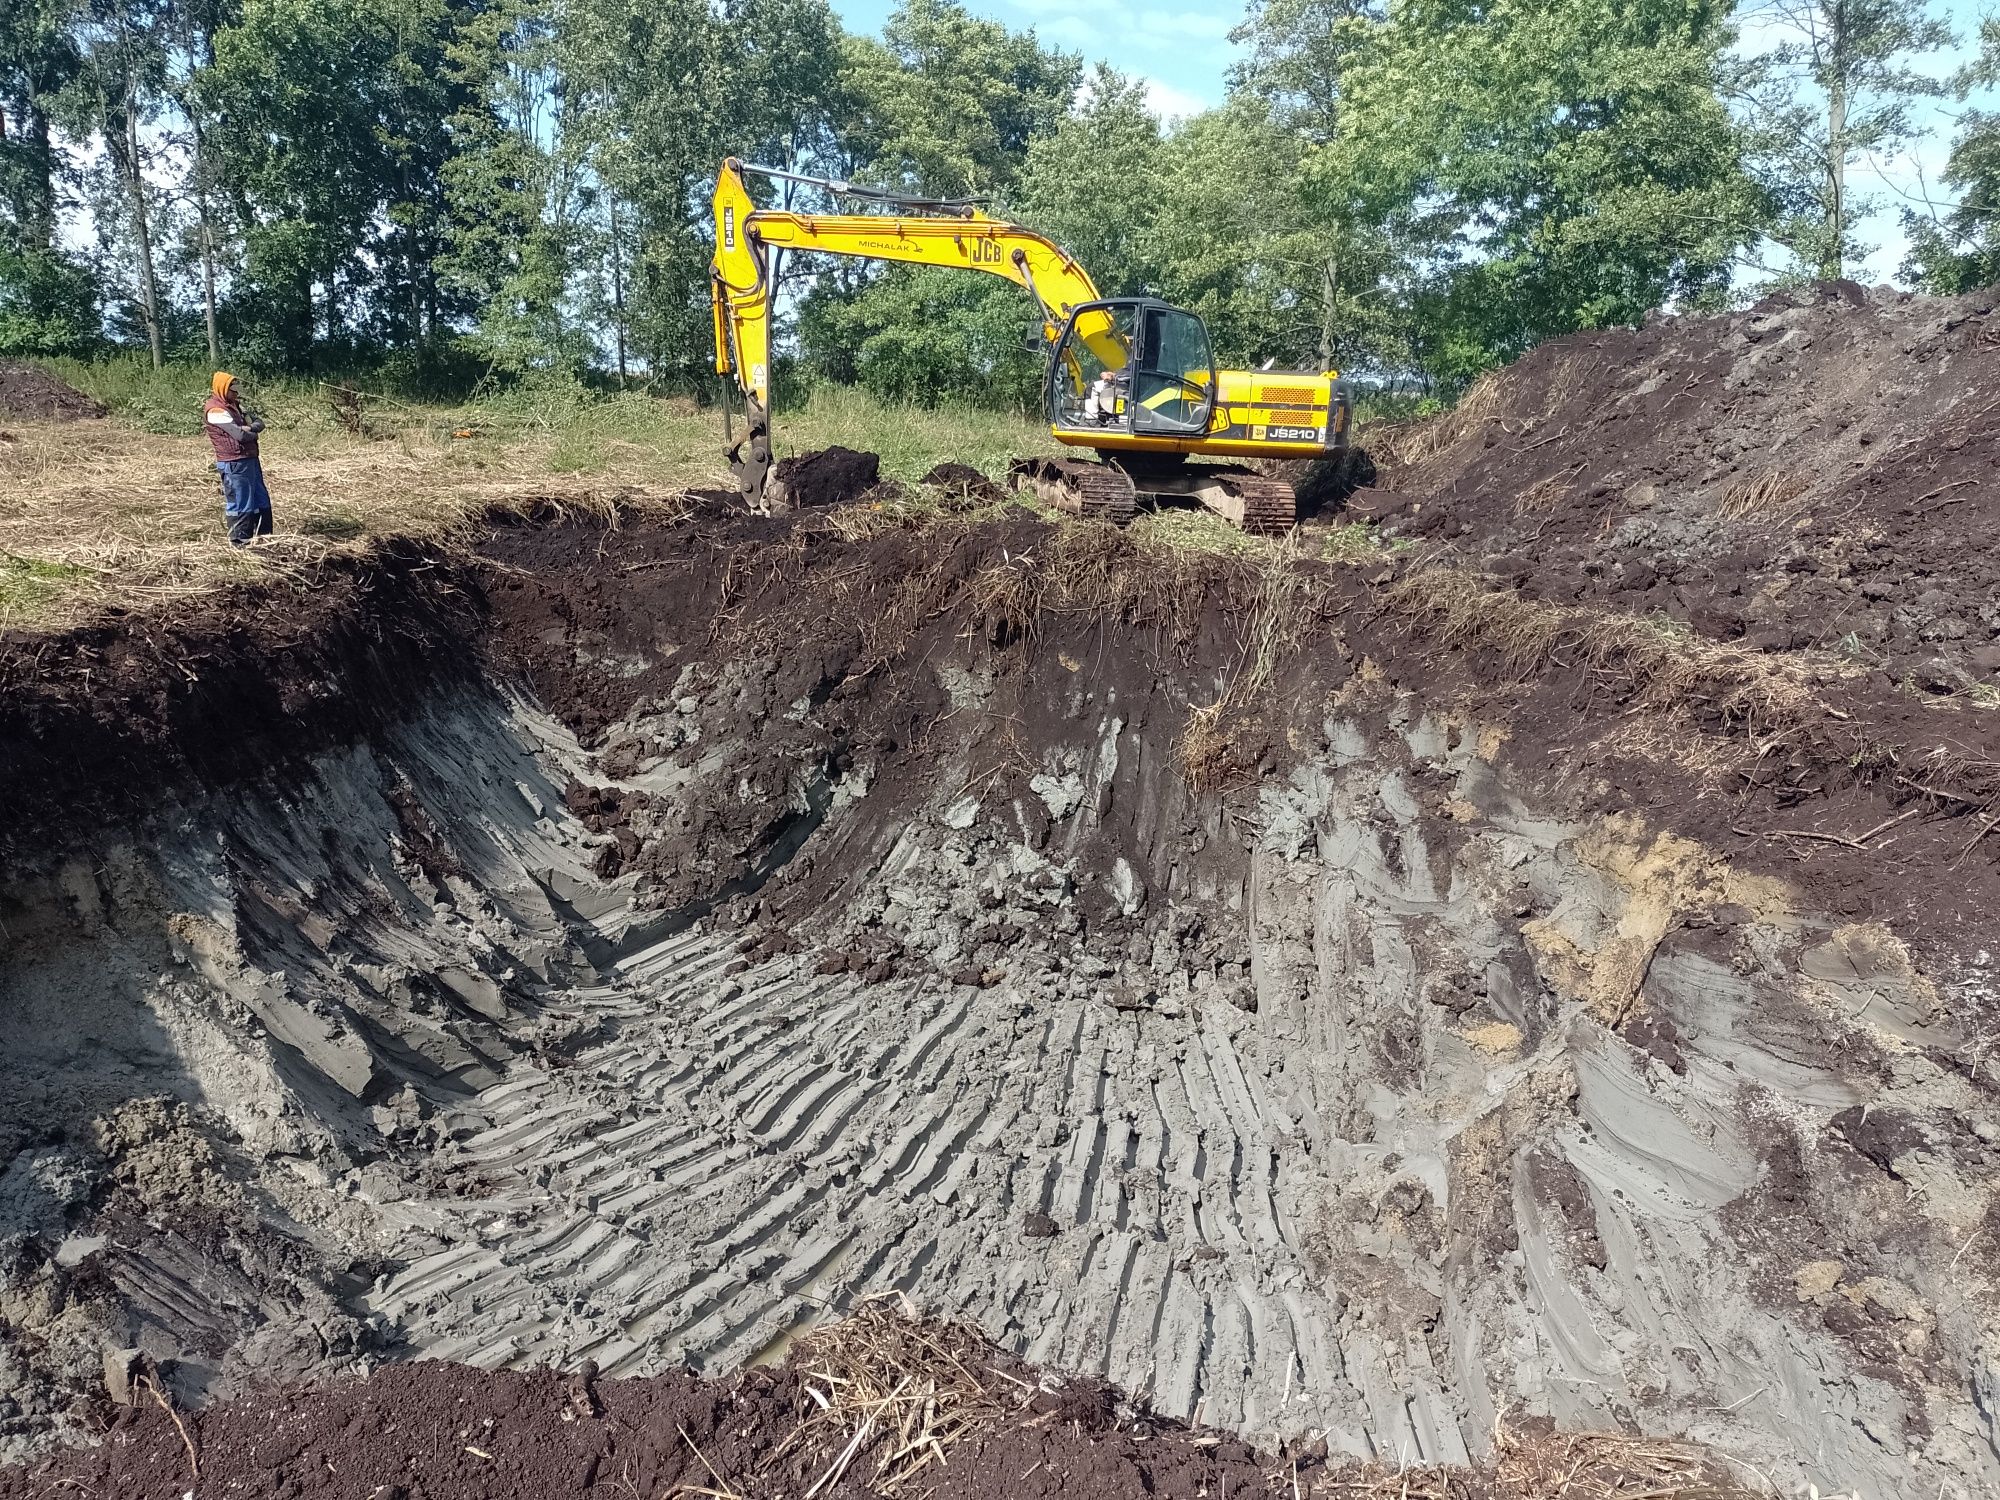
[202,371,272,545]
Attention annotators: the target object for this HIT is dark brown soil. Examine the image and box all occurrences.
[5,477,1998,965]
[1366,282,2000,691]
[0,1318,1744,1500]
[0,539,482,863]
[921,460,1006,506]
[0,361,108,421]
[773,444,879,507]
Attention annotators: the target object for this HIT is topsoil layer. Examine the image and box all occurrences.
[0,361,107,422]
[1361,281,2000,690]
[0,1315,1743,1500]
[2,469,1997,959]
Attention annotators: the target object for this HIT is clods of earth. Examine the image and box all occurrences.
[0,361,107,424]
[4,286,2000,1500]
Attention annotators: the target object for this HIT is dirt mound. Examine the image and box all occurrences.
[771,445,879,508]
[1369,282,2000,689]
[921,460,1005,506]
[0,362,107,422]
[0,1305,1742,1500]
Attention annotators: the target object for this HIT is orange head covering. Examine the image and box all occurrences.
[211,371,236,399]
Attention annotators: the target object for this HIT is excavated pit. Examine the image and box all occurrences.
[3,477,1999,1499]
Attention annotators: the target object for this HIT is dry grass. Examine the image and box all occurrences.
[1170,541,1313,792]
[1329,1424,1750,1499]
[0,380,1050,633]
[1373,371,1504,469]
[0,415,696,629]
[1176,698,1238,792]
[723,1301,1754,1500]
[1718,467,1810,522]
[1382,563,1848,727]
[756,1302,1752,1500]
[1515,461,1587,514]
[781,1294,1034,1495]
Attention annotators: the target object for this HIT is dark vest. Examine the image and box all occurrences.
[203,394,258,462]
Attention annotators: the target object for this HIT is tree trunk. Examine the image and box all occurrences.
[191,115,220,362]
[608,187,627,384]
[18,105,59,250]
[116,87,165,369]
[1318,253,1340,370]
[1823,5,1848,281]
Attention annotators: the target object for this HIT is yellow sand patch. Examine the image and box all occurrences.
[1522,814,1794,1027]
[1460,1020,1524,1055]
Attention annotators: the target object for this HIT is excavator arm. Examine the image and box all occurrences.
[710,157,1114,504]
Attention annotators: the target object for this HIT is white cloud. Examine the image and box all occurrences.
[1136,8,1233,41]
[1142,76,1213,121]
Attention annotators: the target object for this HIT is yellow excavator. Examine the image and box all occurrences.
[709,158,1351,533]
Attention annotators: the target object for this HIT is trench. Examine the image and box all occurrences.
[1,514,1997,1500]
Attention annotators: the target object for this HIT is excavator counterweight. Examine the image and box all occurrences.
[710,158,1351,531]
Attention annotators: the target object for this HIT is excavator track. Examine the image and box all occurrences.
[1007,456,1139,525]
[1194,468,1296,535]
[1123,461,1298,535]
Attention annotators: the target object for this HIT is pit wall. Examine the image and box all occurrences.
[0,579,1995,1500]
[0,688,622,1455]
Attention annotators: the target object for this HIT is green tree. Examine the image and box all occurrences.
[1315,0,1767,385]
[1903,19,2000,294]
[839,0,1079,199]
[1737,0,1954,280]
[1013,66,1163,298]
[201,0,464,367]
[0,0,98,354]
[1227,0,1381,143]
[62,0,175,365]
[796,0,1076,398]
[438,0,588,374]
[563,0,843,381]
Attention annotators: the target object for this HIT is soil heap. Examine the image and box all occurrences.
[0,362,108,422]
[1358,280,2000,691]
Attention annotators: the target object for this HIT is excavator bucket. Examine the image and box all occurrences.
[728,395,775,512]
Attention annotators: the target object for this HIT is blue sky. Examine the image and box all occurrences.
[830,0,1998,283]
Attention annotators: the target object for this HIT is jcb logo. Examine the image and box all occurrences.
[965,238,1002,265]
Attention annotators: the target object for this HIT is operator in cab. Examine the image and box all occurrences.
[1083,366,1127,424]
[202,371,273,545]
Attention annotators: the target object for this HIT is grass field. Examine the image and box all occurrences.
[0,361,1057,629]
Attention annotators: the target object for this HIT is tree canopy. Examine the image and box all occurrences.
[0,0,1983,393]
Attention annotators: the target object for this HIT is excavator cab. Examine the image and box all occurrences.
[1047,298,1217,439]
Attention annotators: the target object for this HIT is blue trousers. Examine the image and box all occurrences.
[218,457,272,546]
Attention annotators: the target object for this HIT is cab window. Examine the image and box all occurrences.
[1129,305,1214,434]
[1048,305,1137,430]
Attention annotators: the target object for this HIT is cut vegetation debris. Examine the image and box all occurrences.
[0,1303,1754,1500]
[0,366,1051,627]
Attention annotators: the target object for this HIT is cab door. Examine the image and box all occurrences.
[1128,303,1217,436]
[1045,301,1139,433]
